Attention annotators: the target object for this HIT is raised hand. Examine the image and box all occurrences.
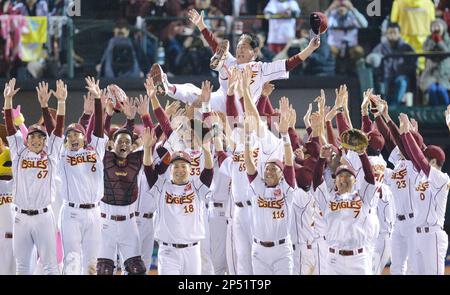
[52,79,68,102]
[85,76,101,98]
[136,94,150,116]
[320,144,333,159]
[36,81,52,107]
[325,105,337,122]
[227,67,240,96]
[83,92,95,115]
[294,148,304,160]
[123,97,137,120]
[410,118,419,133]
[241,65,253,88]
[398,113,410,134]
[308,36,321,51]
[279,96,290,115]
[143,127,156,148]
[165,100,181,118]
[144,75,157,99]
[199,80,214,104]
[105,95,115,117]
[288,106,297,129]
[303,103,313,128]
[310,112,321,131]
[4,78,20,102]
[361,88,373,115]
[187,9,206,30]
[445,105,450,130]
[279,110,290,134]
[262,82,275,97]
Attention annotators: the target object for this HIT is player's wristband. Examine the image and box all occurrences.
[281,133,290,145]
[212,123,220,137]
[337,107,344,113]
[202,102,211,113]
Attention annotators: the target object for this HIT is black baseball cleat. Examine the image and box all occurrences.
[210,40,229,71]
[149,64,168,96]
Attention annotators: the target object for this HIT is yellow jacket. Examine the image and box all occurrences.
[391,0,435,37]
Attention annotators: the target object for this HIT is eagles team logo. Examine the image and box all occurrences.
[184,183,192,192]
[391,168,407,180]
[273,188,281,197]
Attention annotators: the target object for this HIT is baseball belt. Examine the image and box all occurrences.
[135,212,154,219]
[4,232,12,239]
[15,207,48,216]
[396,213,414,221]
[162,242,198,249]
[416,225,443,234]
[253,238,286,248]
[329,247,363,256]
[235,200,252,208]
[100,212,134,221]
[68,202,98,209]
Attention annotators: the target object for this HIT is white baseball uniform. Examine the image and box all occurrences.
[292,188,319,275]
[0,179,14,275]
[412,167,449,275]
[58,134,107,275]
[314,175,380,275]
[248,175,295,275]
[152,173,211,275]
[386,157,420,275]
[7,130,63,275]
[264,0,301,45]
[170,58,289,112]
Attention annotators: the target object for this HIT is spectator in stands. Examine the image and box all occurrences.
[366,23,417,106]
[48,0,65,16]
[420,18,450,106]
[325,0,368,74]
[437,0,450,28]
[263,0,301,54]
[14,0,49,16]
[1,0,19,14]
[256,30,275,62]
[187,0,225,32]
[97,19,144,78]
[299,0,332,17]
[390,0,435,70]
[303,31,336,76]
[139,0,182,42]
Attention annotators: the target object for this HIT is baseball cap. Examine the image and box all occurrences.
[170,151,192,164]
[367,129,385,152]
[295,165,313,191]
[423,145,445,167]
[27,124,47,137]
[65,123,86,136]
[335,165,356,178]
[265,159,284,171]
[304,141,320,158]
[310,12,328,35]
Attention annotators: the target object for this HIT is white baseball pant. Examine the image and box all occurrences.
[225,217,237,275]
[232,205,253,275]
[158,243,201,275]
[292,243,300,275]
[390,218,417,275]
[136,213,156,272]
[99,205,141,264]
[372,232,391,275]
[59,204,101,275]
[299,243,317,275]
[0,227,14,275]
[251,240,294,275]
[200,210,215,275]
[328,247,371,275]
[13,207,59,275]
[315,236,329,275]
[414,227,448,275]
[208,206,228,275]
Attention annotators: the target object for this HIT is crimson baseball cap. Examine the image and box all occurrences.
[265,159,284,171]
[295,165,313,191]
[170,151,192,164]
[310,12,328,35]
[65,123,86,136]
[27,124,47,137]
[423,145,445,167]
[368,129,385,152]
[304,141,320,158]
[335,165,356,178]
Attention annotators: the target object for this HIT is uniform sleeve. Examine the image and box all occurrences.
[90,134,108,160]
[313,181,331,213]
[218,155,233,177]
[46,133,64,160]
[428,166,450,189]
[149,175,166,196]
[6,130,25,160]
[292,188,312,209]
[359,180,380,208]
[193,178,212,203]
[343,150,362,172]
[248,176,266,200]
[261,60,289,84]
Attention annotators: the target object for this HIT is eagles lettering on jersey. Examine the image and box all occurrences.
[21,159,48,169]
[329,196,362,217]
[0,195,12,205]
[257,195,285,209]
[416,181,430,192]
[165,191,195,205]
[391,168,407,180]
[66,153,97,166]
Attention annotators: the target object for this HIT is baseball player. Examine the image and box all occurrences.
[374,100,420,275]
[243,109,296,275]
[143,126,214,275]
[0,125,14,275]
[399,114,449,275]
[3,79,66,275]
[57,77,107,275]
[148,8,321,113]
[313,141,380,275]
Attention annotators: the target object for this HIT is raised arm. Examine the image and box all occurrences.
[244,121,257,178]
[200,141,214,188]
[445,105,450,132]
[85,76,104,138]
[188,9,218,52]
[374,99,395,153]
[52,80,67,137]
[3,79,20,136]
[143,127,159,188]
[146,76,173,138]
[36,81,56,134]
[285,36,321,72]
[122,97,136,132]
[136,94,156,130]
[79,92,94,131]
[361,89,373,133]
[279,109,295,188]
[313,145,332,190]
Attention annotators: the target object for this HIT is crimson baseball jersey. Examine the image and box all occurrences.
[7,131,64,209]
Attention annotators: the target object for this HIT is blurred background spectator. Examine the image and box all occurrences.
[437,0,450,27]
[13,0,49,16]
[325,0,368,74]
[263,0,300,54]
[367,22,417,106]
[420,18,450,106]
